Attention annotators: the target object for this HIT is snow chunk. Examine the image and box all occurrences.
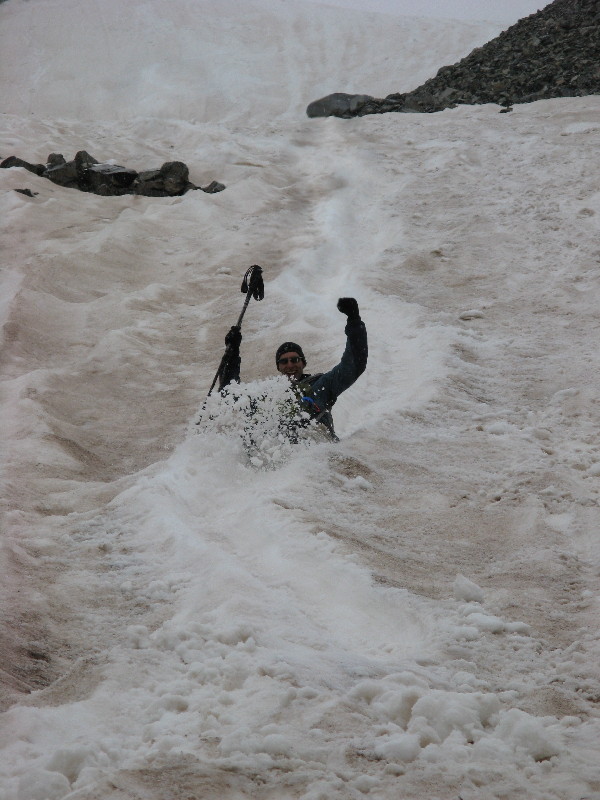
[504,620,532,634]
[459,309,484,320]
[260,733,294,755]
[373,732,420,762]
[466,612,530,635]
[346,475,373,490]
[408,690,500,743]
[494,708,561,761]
[466,612,506,633]
[215,623,255,645]
[219,727,294,757]
[45,747,93,783]
[18,770,70,800]
[453,625,480,641]
[350,679,387,703]
[147,694,190,717]
[352,774,380,793]
[125,624,151,648]
[453,574,485,603]
[373,687,423,727]
[218,727,256,755]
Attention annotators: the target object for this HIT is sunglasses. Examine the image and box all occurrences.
[278,356,303,365]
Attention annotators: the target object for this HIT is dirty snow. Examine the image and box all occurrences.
[1,0,599,798]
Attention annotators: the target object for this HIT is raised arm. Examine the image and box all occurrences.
[310,298,368,407]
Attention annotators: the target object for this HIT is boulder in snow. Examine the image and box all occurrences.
[0,155,45,176]
[2,150,225,197]
[134,160,193,196]
[306,92,375,118]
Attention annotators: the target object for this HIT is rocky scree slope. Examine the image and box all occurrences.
[317,0,600,116]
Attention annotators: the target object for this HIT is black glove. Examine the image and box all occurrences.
[337,297,360,320]
[225,325,242,349]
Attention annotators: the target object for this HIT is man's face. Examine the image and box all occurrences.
[277,351,305,380]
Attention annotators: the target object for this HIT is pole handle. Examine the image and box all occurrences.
[201,265,265,407]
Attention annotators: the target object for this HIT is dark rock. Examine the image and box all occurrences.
[74,150,99,176]
[160,161,191,195]
[14,188,38,197]
[0,156,45,176]
[43,157,79,188]
[74,150,98,166]
[307,0,600,117]
[46,153,66,168]
[200,180,226,194]
[133,168,162,193]
[306,92,375,118]
[133,161,195,196]
[2,151,223,198]
[86,163,138,195]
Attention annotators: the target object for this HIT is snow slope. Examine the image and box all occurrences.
[1,1,600,799]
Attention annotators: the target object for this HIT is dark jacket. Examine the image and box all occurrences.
[293,317,368,436]
[219,317,368,437]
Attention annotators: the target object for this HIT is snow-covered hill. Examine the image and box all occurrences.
[1,1,599,799]
[0,0,503,124]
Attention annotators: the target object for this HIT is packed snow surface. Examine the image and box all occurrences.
[1,1,600,799]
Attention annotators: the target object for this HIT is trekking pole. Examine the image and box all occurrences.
[200,265,264,413]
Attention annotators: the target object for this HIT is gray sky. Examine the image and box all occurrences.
[313,0,548,23]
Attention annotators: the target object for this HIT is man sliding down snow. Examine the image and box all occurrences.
[218,298,368,440]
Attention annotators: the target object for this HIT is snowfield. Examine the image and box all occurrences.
[1,1,599,799]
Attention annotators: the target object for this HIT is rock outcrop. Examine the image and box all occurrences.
[307,0,600,117]
[306,93,375,119]
[1,150,225,197]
